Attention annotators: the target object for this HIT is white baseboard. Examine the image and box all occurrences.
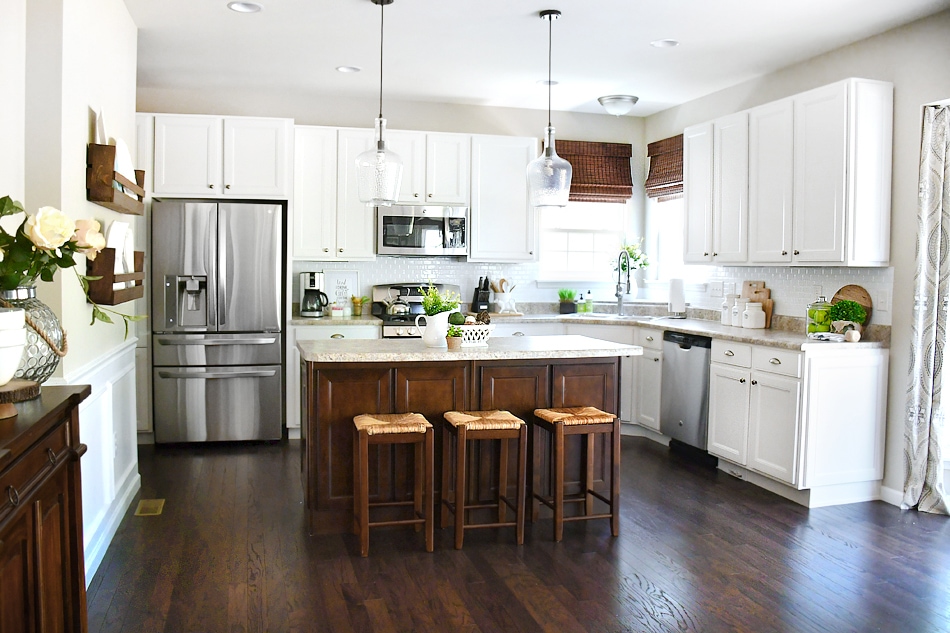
[83,466,141,585]
[288,427,301,440]
[880,485,903,507]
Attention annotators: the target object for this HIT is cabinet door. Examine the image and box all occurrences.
[748,99,793,263]
[634,349,663,432]
[292,126,338,259]
[223,117,290,197]
[387,130,427,203]
[0,510,33,633]
[683,122,714,263]
[712,112,748,263]
[469,135,538,262]
[793,82,847,263]
[707,363,750,464]
[748,372,801,484]
[153,114,222,195]
[491,322,564,337]
[426,133,471,204]
[35,467,73,632]
[336,129,378,260]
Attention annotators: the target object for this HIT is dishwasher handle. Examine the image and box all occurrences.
[662,330,711,350]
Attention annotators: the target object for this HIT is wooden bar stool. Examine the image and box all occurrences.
[441,410,527,549]
[352,412,434,557]
[532,407,620,542]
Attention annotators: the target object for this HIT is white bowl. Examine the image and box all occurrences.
[0,308,24,330]
[0,327,25,348]
[0,337,24,386]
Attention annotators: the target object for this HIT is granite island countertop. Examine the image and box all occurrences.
[297,334,642,363]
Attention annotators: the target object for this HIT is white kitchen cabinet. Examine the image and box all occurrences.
[708,362,751,464]
[286,324,381,430]
[748,369,801,483]
[748,99,794,264]
[388,131,471,204]
[335,128,379,260]
[683,122,714,263]
[491,322,565,337]
[152,114,291,198]
[792,78,893,266]
[712,111,748,263]
[632,328,663,432]
[469,135,538,262]
[292,126,338,260]
[563,323,635,423]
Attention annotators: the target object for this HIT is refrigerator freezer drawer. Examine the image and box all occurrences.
[153,365,282,443]
[152,333,281,366]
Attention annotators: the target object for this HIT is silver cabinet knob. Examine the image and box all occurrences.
[338,248,343,253]
[645,336,654,342]
[739,378,746,383]
[751,380,758,385]
[713,252,718,256]
[330,333,344,339]
[208,184,214,189]
[782,250,788,255]
[225,184,231,190]
[427,193,433,198]
[323,248,329,253]
[794,249,800,255]
[414,193,419,198]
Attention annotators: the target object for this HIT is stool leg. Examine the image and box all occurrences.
[585,433,596,517]
[441,425,452,529]
[413,439,423,533]
[516,424,527,546]
[357,430,370,557]
[454,425,468,549]
[353,428,360,537]
[498,434,510,524]
[610,418,621,537]
[424,427,434,552]
[531,421,541,523]
[554,422,565,543]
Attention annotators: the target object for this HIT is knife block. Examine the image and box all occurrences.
[471,287,490,312]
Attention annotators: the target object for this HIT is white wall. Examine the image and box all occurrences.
[644,9,950,500]
[0,0,26,201]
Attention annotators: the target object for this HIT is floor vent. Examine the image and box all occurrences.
[134,499,165,516]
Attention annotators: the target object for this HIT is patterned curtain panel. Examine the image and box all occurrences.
[905,105,950,514]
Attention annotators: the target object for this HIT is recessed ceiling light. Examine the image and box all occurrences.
[227,2,262,13]
[537,79,559,86]
[650,39,679,48]
[336,66,362,73]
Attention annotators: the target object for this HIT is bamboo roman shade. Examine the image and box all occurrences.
[644,134,684,201]
[558,140,633,203]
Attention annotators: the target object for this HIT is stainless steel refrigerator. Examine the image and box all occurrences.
[150,200,283,443]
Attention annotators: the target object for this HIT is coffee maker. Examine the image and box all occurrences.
[299,272,329,318]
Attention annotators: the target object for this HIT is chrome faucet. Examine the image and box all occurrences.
[615,250,631,316]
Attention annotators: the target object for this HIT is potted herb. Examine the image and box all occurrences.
[558,288,577,314]
[830,299,868,340]
[416,284,462,347]
[446,325,464,350]
[350,295,370,317]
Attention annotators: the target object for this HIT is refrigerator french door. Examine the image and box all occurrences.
[151,201,283,442]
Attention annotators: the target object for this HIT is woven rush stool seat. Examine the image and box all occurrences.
[441,410,527,549]
[532,406,620,542]
[353,413,434,557]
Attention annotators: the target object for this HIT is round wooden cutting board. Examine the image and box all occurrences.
[831,284,873,325]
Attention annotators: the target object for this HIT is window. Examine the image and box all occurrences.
[538,201,628,282]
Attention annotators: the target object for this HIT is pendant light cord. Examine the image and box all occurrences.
[546,13,552,128]
[378,1,385,119]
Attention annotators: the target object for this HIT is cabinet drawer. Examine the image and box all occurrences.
[637,328,663,350]
[0,423,69,524]
[752,346,802,378]
[711,340,752,367]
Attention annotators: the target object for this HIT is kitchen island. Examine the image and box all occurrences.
[297,335,641,533]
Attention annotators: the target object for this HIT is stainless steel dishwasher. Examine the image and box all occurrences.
[660,331,712,451]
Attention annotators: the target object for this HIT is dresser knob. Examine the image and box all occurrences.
[7,485,19,507]
[47,447,56,465]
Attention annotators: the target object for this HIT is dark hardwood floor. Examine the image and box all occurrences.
[86,436,950,633]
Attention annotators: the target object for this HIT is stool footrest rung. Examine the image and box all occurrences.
[562,512,613,523]
[369,500,417,509]
[368,516,426,529]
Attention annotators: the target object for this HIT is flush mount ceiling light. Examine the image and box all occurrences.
[598,95,639,116]
[336,66,362,73]
[650,39,679,48]
[526,9,572,209]
[356,0,403,207]
[227,2,262,13]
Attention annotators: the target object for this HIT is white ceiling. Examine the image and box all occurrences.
[124,0,950,117]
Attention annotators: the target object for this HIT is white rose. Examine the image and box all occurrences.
[73,219,106,260]
[24,206,75,250]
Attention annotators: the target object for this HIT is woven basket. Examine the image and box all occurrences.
[460,324,494,347]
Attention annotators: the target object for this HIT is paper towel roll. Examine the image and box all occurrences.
[668,278,686,314]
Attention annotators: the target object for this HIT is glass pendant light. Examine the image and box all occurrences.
[356,0,403,206]
[526,9,572,208]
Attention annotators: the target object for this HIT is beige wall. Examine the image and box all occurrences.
[645,10,950,497]
[23,0,140,378]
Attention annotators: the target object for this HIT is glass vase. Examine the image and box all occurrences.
[0,286,64,384]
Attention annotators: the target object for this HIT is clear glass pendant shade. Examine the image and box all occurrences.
[357,117,403,206]
[527,126,572,207]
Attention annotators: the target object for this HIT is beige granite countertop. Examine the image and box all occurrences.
[297,334,642,363]
[290,314,382,326]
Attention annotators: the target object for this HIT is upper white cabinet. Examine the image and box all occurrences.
[469,134,538,262]
[292,126,339,260]
[388,131,470,204]
[334,128,379,260]
[748,99,794,263]
[152,114,291,198]
[682,122,714,263]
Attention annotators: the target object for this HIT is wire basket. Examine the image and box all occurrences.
[460,324,494,347]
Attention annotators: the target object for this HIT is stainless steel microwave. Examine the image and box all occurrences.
[376,205,468,256]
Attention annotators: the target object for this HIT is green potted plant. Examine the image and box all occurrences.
[829,299,868,341]
[558,288,577,314]
[416,283,462,347]
[350,295,370,317]
[446,324,464,350]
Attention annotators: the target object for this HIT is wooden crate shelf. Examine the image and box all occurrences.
[86,143,146,215]
[86,248,145,305]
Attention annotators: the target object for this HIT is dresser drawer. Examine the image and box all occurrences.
[752,346,802,378]
[711,339,752,367]
[0,423,69,523]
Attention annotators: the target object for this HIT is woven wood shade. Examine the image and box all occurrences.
[559,140,633,203]
[645,134,684,201]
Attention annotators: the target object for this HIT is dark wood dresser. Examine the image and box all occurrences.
[0,385,91,633]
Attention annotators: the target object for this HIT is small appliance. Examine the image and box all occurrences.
[299,272,330,318]
[371,283,462,338]
[377,205,468,256]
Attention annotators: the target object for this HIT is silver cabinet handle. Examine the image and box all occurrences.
[156,337,277,346]
[158,369,278,379]
[513,332,525,337]
[769,358,781,365]
[7,485,19,507]
[724,350,735,357]
[330,334,344,339]
[645,336,654,342]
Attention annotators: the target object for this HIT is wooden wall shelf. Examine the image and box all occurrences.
[86,143,146,215]
[86,248,145,305]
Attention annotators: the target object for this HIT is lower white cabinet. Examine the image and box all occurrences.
[708,362,751,463]
[491,322,565,337]
[632,328,663,432]
[286,324,380,430]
